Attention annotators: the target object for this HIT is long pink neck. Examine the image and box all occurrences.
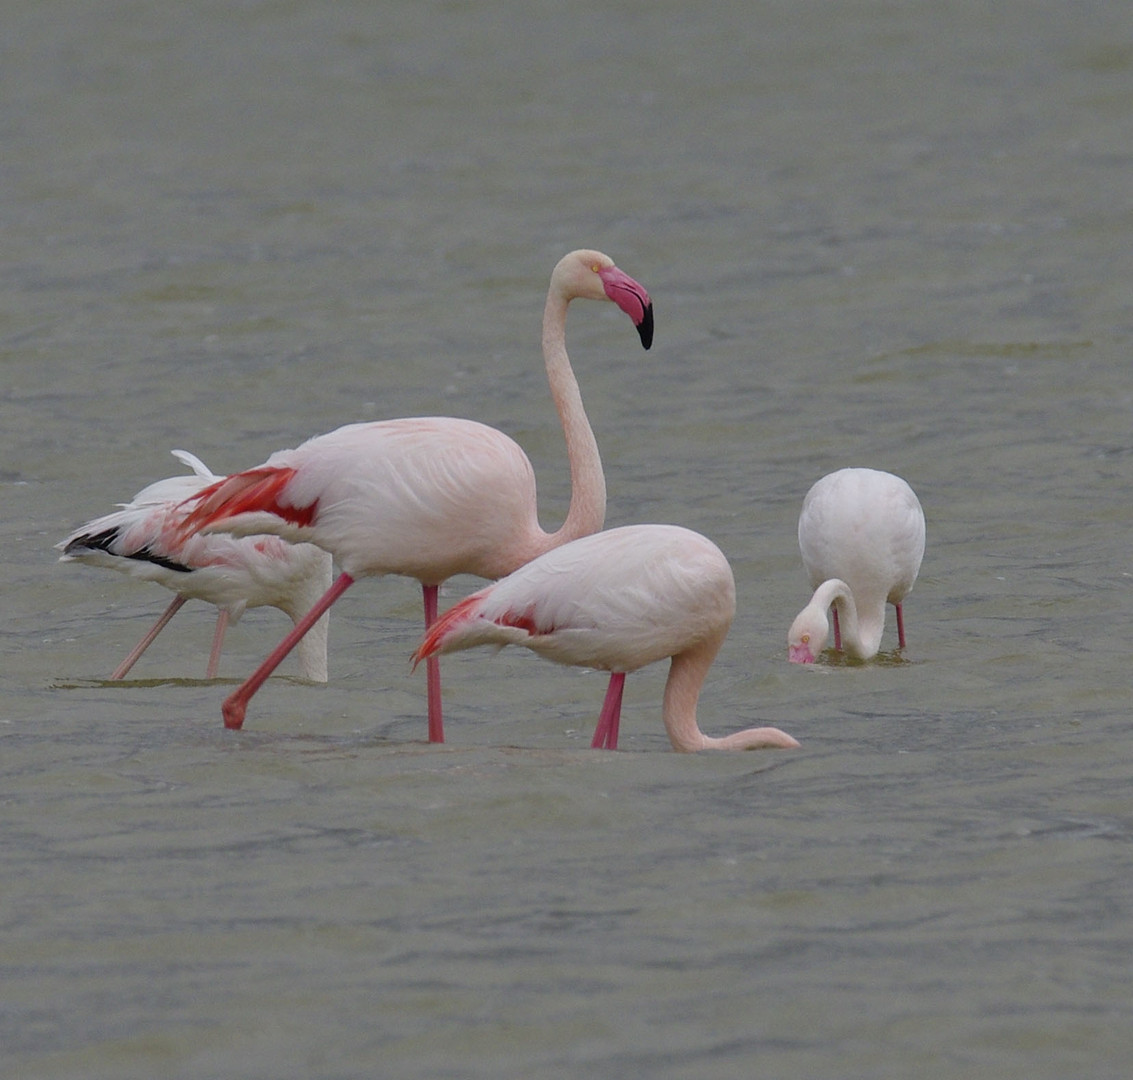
[663,636,800,753]
[661,636,725,752]
[534,287,606,556]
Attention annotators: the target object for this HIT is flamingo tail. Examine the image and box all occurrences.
[412,592,485,666]
[412,591,542,667]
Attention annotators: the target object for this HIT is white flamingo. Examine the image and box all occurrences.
[788,468,925,663]
[173,249,653,737]
[414,524,800,753]
[58,450,333,680]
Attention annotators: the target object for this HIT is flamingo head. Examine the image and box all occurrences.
[554,249,654,349]
[788,641,815,664]
[787,607,828,664]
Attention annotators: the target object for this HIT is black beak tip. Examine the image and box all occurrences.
[637,304,654,350]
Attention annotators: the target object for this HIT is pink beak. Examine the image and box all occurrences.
[788,643,815,664]
[598,266,654,349]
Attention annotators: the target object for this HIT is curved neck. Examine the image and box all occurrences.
[661,636,723,752]
[536,287,606,553]
[285,552,334,682]
[291,608,329,681]
[662,636,799,752]
[813,578,885,659]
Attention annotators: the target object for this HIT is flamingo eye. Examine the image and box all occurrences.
[801,633,810,644]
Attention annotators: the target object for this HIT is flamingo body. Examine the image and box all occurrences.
[788,468,925,663]
[58,450,333,680]
[174,249,654,737]
[187,418,549,583]
[415,524,800,753]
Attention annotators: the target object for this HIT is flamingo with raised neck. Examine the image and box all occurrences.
[174,250,653,736]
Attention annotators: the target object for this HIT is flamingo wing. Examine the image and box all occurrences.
[176,466,313,541]
[176,419,541,582]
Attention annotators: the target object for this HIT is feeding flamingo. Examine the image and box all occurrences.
[414,524,800,753]
[787,467,925,663]
[58,450,333,681]
[174,249,653,737]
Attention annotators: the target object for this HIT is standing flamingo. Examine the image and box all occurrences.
[174,249,653,737]
[58,450,333,681]
[787,468,925,663]
[413,525,800,753]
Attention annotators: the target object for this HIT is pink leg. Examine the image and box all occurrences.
[205,610,230,679]
[590,672,626,750]
[832,606,842,651]
[422,584,444,744]
[895,602,907,649]
[222,572,355,730]
[110,594,188,680]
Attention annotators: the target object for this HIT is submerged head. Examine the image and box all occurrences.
[787,605,829,664]
[552,249,653,349]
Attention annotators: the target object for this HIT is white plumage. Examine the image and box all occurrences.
[788,468,925,662]
[58,450,333,680]
[416,524,799,753]
[173,249,654,736]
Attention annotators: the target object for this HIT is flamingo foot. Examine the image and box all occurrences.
[222,695,247,730]
[215,571,355,731]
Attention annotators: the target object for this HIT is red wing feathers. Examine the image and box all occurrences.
[175,467,316,541]
[496,606,543,636]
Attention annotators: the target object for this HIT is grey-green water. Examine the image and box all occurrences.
[3,2,1132,1077]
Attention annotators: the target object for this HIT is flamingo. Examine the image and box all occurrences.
[413,524,800,753]
[787,468,925,663]
[174,249,654,737]
[58,450,333,681]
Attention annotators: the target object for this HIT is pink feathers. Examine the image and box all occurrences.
[413,595,482,661]
[414,597,550,663]
[163,249,653,738]
[177,467,316,538]
[58,450,332,681]
[412,525,799,753]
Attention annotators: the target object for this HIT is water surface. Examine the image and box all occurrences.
[3,2,1132,1077]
